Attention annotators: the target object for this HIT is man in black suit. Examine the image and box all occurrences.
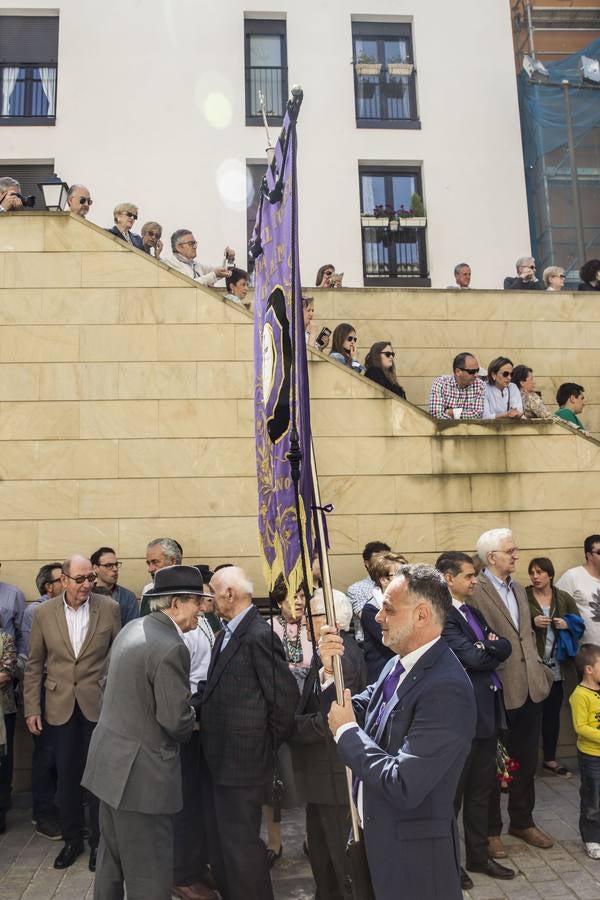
[437,552,515,889]
[201,566,299,900]
[291,589,367,900]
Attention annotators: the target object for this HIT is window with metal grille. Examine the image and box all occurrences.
[352,21,419,129]
[359,167,430,286]
[244,18,287,127]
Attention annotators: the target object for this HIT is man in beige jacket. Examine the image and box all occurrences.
[470,529,554,859]
[24,555,120,872]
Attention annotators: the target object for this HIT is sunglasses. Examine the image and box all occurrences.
[178,240,197,247]
[498,370,512,378]
[346,336,358,343]
[123,211,137,220]
[64,572,97,585]
[79,197,93,206]
[459,367,479,375]
[382,351,395,358]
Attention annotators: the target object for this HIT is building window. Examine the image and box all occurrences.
[0,161,55,208]
[245,19,287,126]
[359,167,429,286]
[0,15,59,124]
[246,161,266,279]
[352,21,419,129]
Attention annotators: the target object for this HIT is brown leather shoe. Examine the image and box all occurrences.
[172,884,220,900]
[488,836,508,859]
[508,825,554,849]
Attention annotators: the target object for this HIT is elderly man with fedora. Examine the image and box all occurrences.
[82,565,216,900]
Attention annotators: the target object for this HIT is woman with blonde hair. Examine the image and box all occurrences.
[543,266,566,292]
[105,202,144,249]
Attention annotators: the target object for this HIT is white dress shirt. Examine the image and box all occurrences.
[331,636,440,826]
[63,597,90,657]
[167,253,220,286]
[183,616,214,692]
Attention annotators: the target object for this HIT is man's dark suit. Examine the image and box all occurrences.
[201,604,299,900]
[291,632,367,900]
[330,639,476,900]
[442,605,511,867]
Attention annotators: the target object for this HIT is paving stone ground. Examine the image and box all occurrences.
[1,760,599,899]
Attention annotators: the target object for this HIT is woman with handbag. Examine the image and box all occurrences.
[527,557,583,779]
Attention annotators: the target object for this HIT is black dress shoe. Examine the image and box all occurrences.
[54,841,84,869]
[89,846,97,872]
[467,859,515,880]
[460,867,474,890]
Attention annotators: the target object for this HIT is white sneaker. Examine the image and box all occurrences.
[585,842,600,859]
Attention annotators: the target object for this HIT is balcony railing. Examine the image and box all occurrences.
[354,64,416,123]
[245,65,287,120]
[1,64,57,121]
[361,220,428,282]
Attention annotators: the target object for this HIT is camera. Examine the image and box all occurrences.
[16,193,36,208]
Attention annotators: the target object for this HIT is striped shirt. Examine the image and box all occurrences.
[63,598,90,657]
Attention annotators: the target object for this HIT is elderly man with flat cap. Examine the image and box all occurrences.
[83,565,217,900]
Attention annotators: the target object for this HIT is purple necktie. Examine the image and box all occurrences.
[460,604,503,691]
[352,659,405,805]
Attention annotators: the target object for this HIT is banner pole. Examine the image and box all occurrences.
[310,438,361,842]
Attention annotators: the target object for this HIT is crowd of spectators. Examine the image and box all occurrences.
[428,350,591,429]
[3,527,600,896]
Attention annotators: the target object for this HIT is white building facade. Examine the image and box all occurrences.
[0,0,531,289]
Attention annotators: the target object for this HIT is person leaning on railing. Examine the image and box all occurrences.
[0,176,22,212]
[328,323,364,372]
[364,341,406,399]
[105,203,144,250]
[510,365,551,420]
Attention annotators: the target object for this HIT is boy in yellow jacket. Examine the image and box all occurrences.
[570,643,600,859]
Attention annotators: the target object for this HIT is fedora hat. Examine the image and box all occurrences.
[144,564,207,598]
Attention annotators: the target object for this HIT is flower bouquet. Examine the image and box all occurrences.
[496,740,520,791]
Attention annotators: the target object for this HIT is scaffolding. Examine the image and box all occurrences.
[512,2,600,282]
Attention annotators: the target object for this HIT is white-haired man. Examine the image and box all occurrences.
[503,256,543,290]
[201,566,299,900]
[470,529,554,858]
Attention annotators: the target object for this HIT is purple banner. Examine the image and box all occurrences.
[251,90,312,597]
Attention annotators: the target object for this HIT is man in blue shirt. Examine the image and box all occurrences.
[90,547,138,626]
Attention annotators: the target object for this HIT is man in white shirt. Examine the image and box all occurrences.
[556,534,600,643]
[320,563,475,900]
[167,228,232,286]
[23,555,120,872]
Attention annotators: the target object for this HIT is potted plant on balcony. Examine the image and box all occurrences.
[398,194,427,228]
[361,204,393,228]
[387,56,414,77]
[354,51,382,77]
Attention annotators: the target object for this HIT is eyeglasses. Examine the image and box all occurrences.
[123,211,137,220]
[79,197,93,206]
[498,370,512,378]
[555,273,566,278]
[459,367,479,375]
[146,230,161,238]
[346,336,358,343]
[98,562,122,569]
[178,240,197,247]
[492,547,519,556]
[63,572,97,585]
[589,550,600,556]
[382,351,395,358]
